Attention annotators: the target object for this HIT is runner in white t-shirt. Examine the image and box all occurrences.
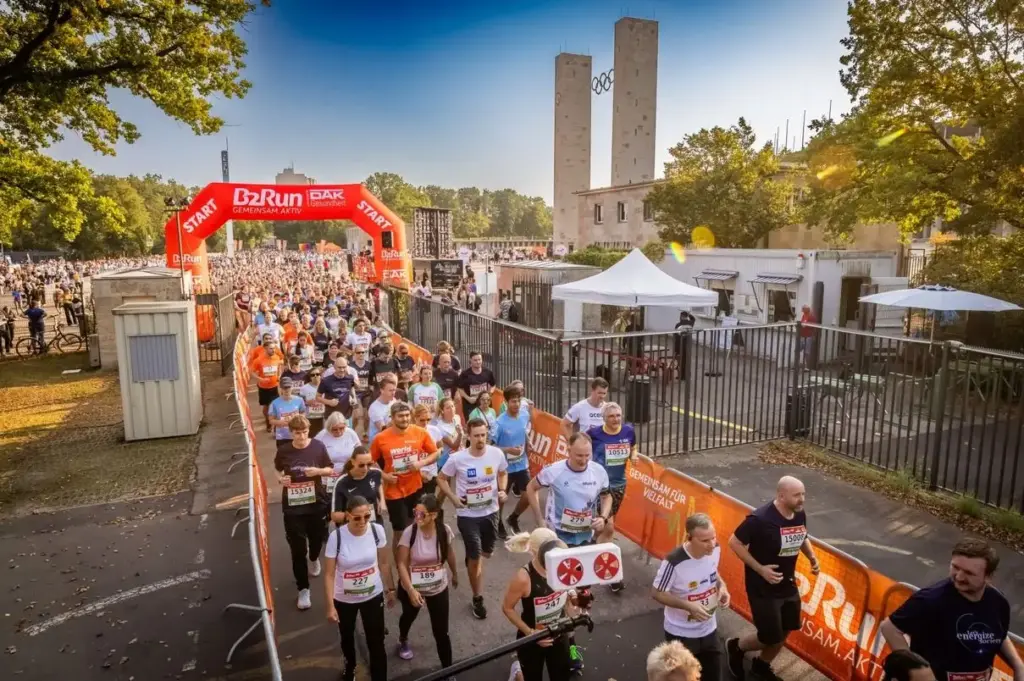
[437,417,508,621]
[324,495,396,681]
[652,513,731,681]
[560,377,609,439]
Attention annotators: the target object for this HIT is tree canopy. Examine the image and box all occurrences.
[0,0,267,247]
[646,118,796,248]
[801,0,1024,242]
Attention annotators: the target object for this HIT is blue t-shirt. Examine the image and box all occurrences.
[888,578,1010,678]
[490,409,531,474]
[587,424,636,488]
[26,306,45,330]
[536,460,610,546]
[268,395,306,440]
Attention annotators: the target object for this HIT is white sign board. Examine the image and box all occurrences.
[554,244,568,257]
[544,543,623,591]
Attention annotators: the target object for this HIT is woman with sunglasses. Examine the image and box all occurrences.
[300,368,326,438]
[433,397,464,472]
[395,493,458,665]
[324,495,396,681]
[330,447,385,527]
[412,404,445,497]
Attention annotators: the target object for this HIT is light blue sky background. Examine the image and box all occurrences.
[50,0,852,202]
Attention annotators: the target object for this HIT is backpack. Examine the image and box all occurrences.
[333,518,380,555]
[409,520,449,565]
[508,302,520,323]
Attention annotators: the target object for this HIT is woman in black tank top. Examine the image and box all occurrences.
[501,529,575,681]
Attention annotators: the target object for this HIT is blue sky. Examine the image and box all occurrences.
[50,0,852,203]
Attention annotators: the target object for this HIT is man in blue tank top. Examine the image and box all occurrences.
[587,402,636,592]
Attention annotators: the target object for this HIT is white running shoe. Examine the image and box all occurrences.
[508,659,523,681]
[297,588,312,610]
[308,558,322,577]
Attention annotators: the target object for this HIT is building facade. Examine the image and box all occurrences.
[275,167,316,185]
[552,53,593,247]
[611,17,658,187]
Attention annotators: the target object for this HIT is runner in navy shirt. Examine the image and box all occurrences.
[881,538,1023,681]
[586,402,636,561]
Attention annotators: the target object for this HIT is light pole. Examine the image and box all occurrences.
[165,195,192,298]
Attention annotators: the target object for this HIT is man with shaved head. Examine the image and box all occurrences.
[725,476,820,681]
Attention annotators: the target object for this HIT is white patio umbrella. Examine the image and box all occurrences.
[859,284,1021,340]
[858,284,1022,313]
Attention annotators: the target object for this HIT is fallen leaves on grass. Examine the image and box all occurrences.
[759,440,1024,553]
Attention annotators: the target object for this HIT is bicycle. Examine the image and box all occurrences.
[15,320,84,357]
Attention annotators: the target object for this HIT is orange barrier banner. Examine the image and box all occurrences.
[392,333,1024,681]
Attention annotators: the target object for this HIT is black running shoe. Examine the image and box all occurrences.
[609,581,625,594]
[726,638,745,679]
[472,595,487,620]
[507,514,521,535]
[750,658,782,681]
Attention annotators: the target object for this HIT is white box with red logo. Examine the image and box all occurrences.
[544,542,624,591]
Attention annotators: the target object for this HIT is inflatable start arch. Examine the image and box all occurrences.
[164,183,410,286]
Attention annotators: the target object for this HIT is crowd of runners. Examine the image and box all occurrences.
[226,251,1024,681]
[7,247,1017,681]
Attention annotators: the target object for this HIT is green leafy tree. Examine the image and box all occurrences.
[363,172,431,222]
[453,209,489,239]
[0,0,267,247]
[919,233,1024,350]
[647,118,795,248]
[802,0,1024,241]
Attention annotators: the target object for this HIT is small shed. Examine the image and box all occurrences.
[92,267,189,370]
[646,248,904,362]
[113,301,202,441]
[495,260,602,333]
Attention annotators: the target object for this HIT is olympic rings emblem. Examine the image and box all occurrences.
[592,69,614,95]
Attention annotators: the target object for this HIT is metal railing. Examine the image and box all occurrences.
[798,324,1024,511]
[388,287,1024,511]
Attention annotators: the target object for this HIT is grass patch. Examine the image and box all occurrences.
[760,440,1024,552]
[0,353,200,517]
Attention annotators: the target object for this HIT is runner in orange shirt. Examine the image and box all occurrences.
[250,333,286,432]
[370,401,439,559]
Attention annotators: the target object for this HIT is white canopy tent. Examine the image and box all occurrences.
[551,248,719,308]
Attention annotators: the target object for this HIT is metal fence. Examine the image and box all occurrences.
[387,287,1024,512]
[798,324,1024,512]
[195,284,238,375]
[390,290,565,416]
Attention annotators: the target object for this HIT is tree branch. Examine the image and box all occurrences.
[0,42,184,99]
[0,1,74,85]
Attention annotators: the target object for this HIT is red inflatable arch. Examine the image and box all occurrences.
[163,182,410,286]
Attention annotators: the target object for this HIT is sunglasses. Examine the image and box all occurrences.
[353,462,370,469]
[349,514,372,522]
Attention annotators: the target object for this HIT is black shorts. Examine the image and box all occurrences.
[358,392,373,410]
[505,469,531,496]
[385,491,423,532]
[421,477,438,498]
[748,592,802,646]
[609,485,626,517]
[456,513,498,560]
[258,386,278,406]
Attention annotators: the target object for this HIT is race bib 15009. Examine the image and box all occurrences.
[779,526,807,557]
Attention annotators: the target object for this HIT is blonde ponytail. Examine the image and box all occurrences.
[505,527,558,556]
